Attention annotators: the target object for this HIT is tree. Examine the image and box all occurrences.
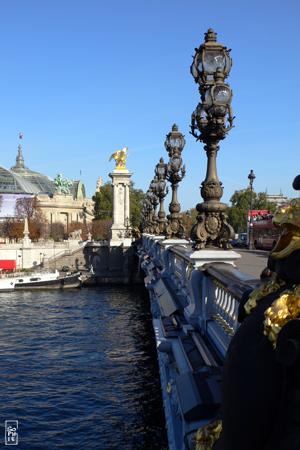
[92,219,112,240]
[181,208,197,236]
[15,196,43,220]
[50,223,65,241]
[228,189,277,233]
[0,219,23,241]
[93,182,113,220]
[15,196,47,240]
[130,185,145,228]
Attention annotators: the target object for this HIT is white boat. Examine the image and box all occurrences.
[0,277,16,292]
[0,270,82,291]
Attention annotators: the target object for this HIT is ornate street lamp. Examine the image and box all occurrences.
[165,124,186,239]
[248,169,256,250]
[141,195,151,233]
[149,178,159,234]
[124,216,132,238]
[142,189,155,234]
[154,157,168,234]
[190,29,235,249]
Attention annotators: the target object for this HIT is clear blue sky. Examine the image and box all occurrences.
[0,0,299,210]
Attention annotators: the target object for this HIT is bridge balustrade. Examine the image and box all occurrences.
[138,234,259,450]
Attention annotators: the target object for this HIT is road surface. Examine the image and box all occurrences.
[235,248,269,279]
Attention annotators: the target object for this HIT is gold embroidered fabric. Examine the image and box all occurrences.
[194,419,222,450]
[244,278,285,315]
[264,285,300,348]
[271,199,300,260]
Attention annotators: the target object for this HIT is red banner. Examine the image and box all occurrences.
[0,260,17,270]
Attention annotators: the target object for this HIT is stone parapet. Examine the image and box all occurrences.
[137,234,259,449]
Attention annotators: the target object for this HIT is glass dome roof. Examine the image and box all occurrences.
[0,165,55,194]
[12,168,55,195]
[0,144,86,199]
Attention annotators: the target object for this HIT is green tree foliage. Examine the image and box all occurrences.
[93,182,113,220]
[228,189,277,233]
[130,185,145,228]
[92,181,145,228]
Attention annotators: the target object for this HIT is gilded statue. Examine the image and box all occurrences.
[109,147,128,170]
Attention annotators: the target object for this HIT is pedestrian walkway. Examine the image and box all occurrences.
[235,249,269,279]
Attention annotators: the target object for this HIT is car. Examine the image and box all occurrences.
[231,233,248,248]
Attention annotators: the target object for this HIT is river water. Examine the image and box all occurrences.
[0,286,167,449]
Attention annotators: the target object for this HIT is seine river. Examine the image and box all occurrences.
[0,286,167,449]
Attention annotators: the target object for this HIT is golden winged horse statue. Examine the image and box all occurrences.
[109,147,128,170]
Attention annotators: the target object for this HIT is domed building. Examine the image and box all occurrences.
[0,143,94,228]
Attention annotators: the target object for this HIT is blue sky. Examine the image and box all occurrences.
[0,0,299,210]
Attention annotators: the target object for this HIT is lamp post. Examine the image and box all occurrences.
[154,157,168,235]
[141,190,154,233]
[142,180,159,235]
[124,217,131,238]
[190,29,234,249]
[149,177,159,235]
[141,199,148,233]
[248,169,256,250]
[165,124,186,239]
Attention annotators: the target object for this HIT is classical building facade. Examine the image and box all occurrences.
[266,193,289,207]
[0,144,94,227]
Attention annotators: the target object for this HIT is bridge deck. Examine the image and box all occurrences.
[235,249,268,278]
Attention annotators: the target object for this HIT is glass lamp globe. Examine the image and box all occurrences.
[191,28,232,85]
[204,69,232,107]
[155,157,167,180]
[212,84,232,105]
[164,124,186,156]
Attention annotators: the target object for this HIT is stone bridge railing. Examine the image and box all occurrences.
[138,234,259,450]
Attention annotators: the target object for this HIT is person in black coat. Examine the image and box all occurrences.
[196,175,300,450]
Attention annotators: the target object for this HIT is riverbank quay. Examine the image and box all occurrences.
[82,241,141,285]
[138,234,260,449]
[0,238,142,286]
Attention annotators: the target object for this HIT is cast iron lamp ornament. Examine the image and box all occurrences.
[140,200,148,232]
[124,216,132,238]
[248,169,256,250]
[154,157,169,234]
[148,177,159,234]
[142,189,154,233]
[190,29,235,249]
[165,124,186,239]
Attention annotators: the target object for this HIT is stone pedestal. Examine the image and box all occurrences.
[109,169,132,246]
[161,238,189,248]
[189,249,241,269]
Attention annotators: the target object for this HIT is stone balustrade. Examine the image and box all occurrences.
[138,234,259,449]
